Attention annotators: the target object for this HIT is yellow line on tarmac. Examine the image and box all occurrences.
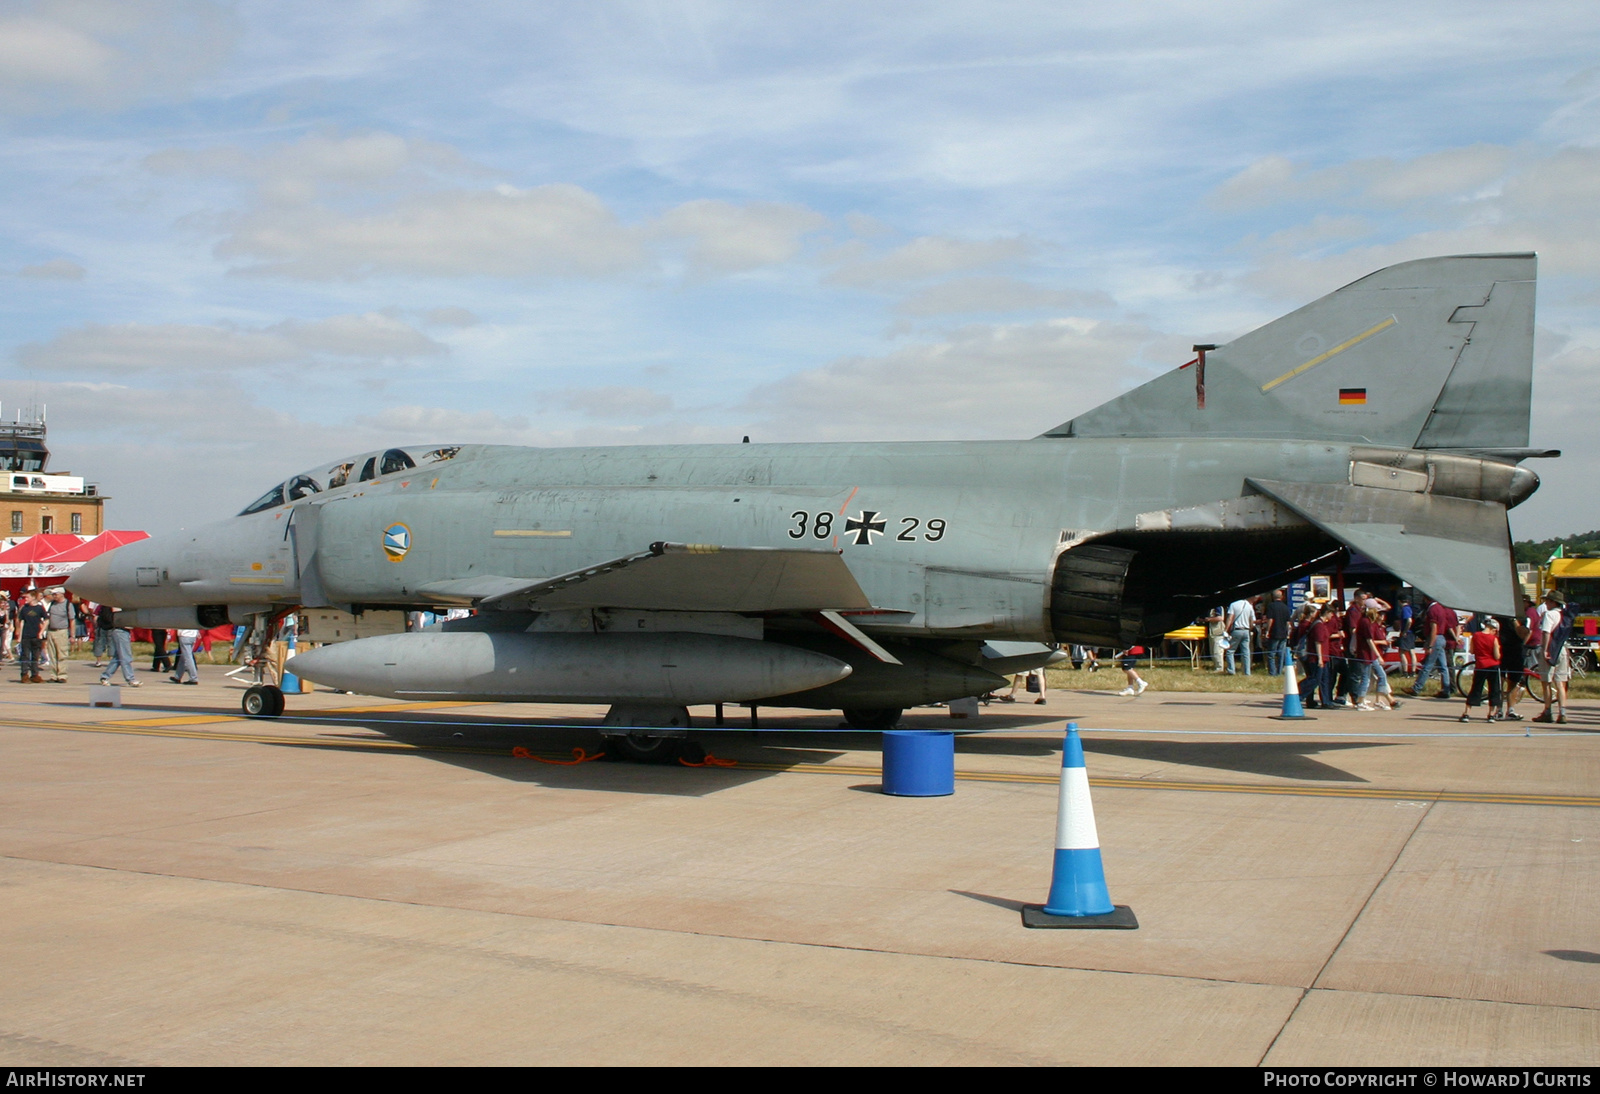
[0,714,511,755]
[102,714,243,728]
[4,714,1597,808]
[734,762,1600,808]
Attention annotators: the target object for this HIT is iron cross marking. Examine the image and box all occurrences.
[844,510,887,545]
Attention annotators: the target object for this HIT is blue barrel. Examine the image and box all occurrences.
[881,731,955,796]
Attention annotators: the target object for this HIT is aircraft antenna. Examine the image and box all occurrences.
[1192,344,1217,410]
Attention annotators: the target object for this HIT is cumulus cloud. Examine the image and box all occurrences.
[557,386,674,419]
[1210,144,1516,211]
[653,199,826,274]
[211,183,648,281]
[422,307,480,327]
[149,131,834,282]
[0,0,237,114]
[18,259,85,280]
[1202,144,1600,299]
[15,313,444,374]
[828,235,1031,287]
[895,276,1114,317]
[146,131,475,205]
[745,317,1180,441]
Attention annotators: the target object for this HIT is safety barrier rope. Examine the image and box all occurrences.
[679,753,737,767]
[512,745,606,764]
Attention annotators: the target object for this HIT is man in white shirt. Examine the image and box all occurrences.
[1225,596,1257,675]
[1534,590,1571,724]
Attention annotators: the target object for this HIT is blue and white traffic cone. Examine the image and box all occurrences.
[1272,659,1309,720]
[1022,722,1138,929]
[280,631,301,695]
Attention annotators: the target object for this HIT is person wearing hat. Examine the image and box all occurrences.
[1534,589,1571,724]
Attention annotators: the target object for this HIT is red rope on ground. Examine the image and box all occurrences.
[512,746,607,764]
[679,753,737,767]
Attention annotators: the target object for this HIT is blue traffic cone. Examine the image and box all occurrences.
[1022,722,1138,929]
[281,631,302,695]
[1272,659,1309,720]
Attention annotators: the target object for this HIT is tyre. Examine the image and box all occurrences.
[841,707,904,730]
[1453,663,1474,699]
[242,684,284,717]
[607,734,682,764]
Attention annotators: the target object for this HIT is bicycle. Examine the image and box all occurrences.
[1521,647,1587,705]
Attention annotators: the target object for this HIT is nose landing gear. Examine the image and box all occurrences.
[242,684,285,717]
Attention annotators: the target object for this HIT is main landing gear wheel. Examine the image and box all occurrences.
[841,708,904,730]
[605,734,686,764]
[243,684,285,717]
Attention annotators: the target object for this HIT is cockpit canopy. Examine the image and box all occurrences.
[238,445,462,516]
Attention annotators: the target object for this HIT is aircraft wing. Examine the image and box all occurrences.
[417,541,873,613]
[1247,478,1518,615]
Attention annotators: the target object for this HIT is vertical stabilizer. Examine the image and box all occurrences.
[1045,254,1536,451]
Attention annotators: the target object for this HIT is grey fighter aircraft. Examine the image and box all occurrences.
[70,253,1549,758]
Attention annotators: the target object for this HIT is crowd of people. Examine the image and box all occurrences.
[1196,585,1577,723]
[1031,584,1581,722]
[0,586,219,688]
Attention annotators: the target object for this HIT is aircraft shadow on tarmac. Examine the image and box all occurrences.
[1080,738,1395,783]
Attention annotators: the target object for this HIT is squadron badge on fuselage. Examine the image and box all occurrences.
[383,522,411,562]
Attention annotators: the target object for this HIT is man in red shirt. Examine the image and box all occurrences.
[1300,605,1341,709]
[1410,598,1460,698]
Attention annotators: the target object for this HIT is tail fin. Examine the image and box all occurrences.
[1045,253,1536,452]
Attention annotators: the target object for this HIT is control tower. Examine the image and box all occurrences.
[0,405,49,472]
[0,406,105,540]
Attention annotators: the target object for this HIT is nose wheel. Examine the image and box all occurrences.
[242,684,285,717]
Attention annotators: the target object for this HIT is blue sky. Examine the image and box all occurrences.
[2,1,1598,537]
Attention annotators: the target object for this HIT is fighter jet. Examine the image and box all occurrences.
[70,253,1549,759]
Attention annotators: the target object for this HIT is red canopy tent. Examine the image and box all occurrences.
[0,530,150,596]
[47,529,150,564]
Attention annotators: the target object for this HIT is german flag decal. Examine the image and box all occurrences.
[1338,388,1367,405]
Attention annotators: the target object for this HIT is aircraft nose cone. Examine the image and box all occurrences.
[67,553,114,604]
